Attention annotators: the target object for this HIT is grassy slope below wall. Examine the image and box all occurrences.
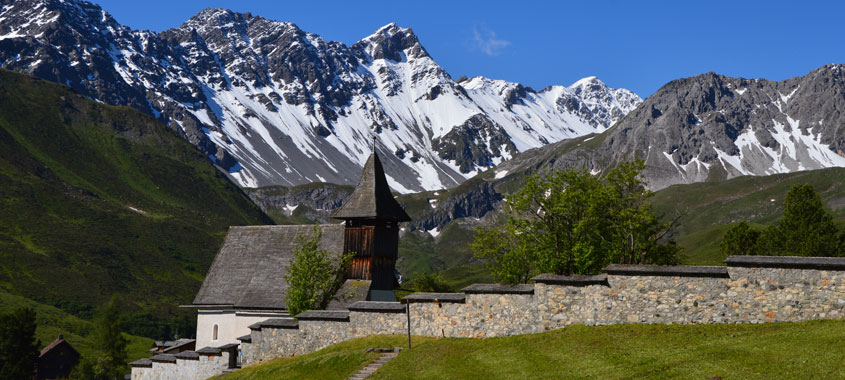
[223,320,845,380]
[0,69,272,337]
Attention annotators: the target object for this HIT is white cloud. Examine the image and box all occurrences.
[471,24,511,56]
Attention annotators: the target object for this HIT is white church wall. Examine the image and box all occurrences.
[196,309,287,349]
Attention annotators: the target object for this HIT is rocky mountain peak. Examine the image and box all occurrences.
[352,22,428,62]
[538,66,845,191]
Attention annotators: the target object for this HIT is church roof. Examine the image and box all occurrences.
[192,224,344,309]
[332,151,411,222]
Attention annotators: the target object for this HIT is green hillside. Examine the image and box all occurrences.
[651,168,845,264]
[0,289,152,362]
[222,320,845,380]
[397,168,845,287]
[0,69,272,337]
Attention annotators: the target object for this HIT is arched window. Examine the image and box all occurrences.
[213,324,219,341]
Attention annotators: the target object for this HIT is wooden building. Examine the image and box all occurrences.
[35,335,80,380]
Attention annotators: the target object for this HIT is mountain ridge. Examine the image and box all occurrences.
[0,0,641,192]
[489,64,845,190]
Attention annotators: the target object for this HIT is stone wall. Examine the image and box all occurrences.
[135,256,845,379]
[130,345,238,380]
[242,256,845,367]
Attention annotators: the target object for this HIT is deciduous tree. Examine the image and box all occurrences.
[284,226,353,316]
[473,161,680,283]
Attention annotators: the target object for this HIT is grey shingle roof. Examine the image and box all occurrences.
[192,224,344,309]
[326,279,371,310]
[332,152,411,221]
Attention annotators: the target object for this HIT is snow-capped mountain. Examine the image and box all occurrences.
[493,65,845,190]
[0,0,641,191]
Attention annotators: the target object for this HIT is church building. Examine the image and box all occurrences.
[187,150,410,349]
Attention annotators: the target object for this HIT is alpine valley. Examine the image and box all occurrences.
[0,0,641,192]
[2,0,845,347]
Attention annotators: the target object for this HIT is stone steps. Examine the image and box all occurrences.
[346,352,399,380]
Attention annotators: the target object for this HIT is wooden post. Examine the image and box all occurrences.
[406,303,411,349]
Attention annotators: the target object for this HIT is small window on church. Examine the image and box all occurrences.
[213,324,218,341]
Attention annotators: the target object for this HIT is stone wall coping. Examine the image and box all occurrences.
[129,358,153,368]
[295,310,350,322]
[604,264,729,278]
[150,354,177,363]
[461,284,534,294]
[401,292,466,304]
[248,318,298,330]
[174,351,199,360]
[348,301,406,313]
[531,273,609,286]
[218,343,239,351]
[237,334,252,343]
[725,255,845,270]
[196,347,222,356]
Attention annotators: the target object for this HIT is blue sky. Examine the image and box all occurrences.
[94,0,845,97]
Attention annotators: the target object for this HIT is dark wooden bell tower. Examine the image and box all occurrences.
[332,149,411,300]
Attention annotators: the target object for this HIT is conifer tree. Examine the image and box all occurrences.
[720,221,761,256]
[0,308,39,379]
[72,296,128,380]
[759,184,843,256]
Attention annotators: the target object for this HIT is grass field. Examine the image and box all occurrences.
[224,319,845,380]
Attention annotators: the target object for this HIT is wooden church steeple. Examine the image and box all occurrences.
[332,147,410,299]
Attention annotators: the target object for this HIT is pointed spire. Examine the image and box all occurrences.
[332,150,411,222]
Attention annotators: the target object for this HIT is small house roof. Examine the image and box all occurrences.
[193,224,344,309]
[39,337,78,358]
[332,152,411,222]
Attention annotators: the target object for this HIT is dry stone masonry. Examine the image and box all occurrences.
[130,345,238,380]
[132,256,845,379]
